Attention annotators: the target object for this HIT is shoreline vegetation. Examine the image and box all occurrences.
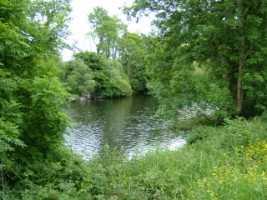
[2,0,267,199]
[3,117,267,199]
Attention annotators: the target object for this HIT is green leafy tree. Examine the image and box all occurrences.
[119,32,148,94]
[74,50,106,71]
[74,51,132,97]
[74,51,110,97]
[25,0,71,54]
[105,59,133,97]
[62,60,96,96]
[0,0,71,186]
[88,7,127,59]
[127,0,267,120]
[0,0,29,158]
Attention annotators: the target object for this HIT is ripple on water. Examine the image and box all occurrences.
[64,97,186,160]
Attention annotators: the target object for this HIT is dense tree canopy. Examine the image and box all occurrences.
[88,7,127,59]
[119,32,148,94]
[0,0,71,187]
[127,0,267,121]
[60,60,96,96]
[88,7,151,94]
[71,51,132,98]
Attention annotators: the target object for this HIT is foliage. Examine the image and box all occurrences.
[71,51,132,98]
[74,51,105,71]
[86,117,265,200]
[26,0,71,52]
[105,59,132,97]
[4,147,91,200]
[4,0,267,199]
[61,60,96,96]
[119,32,148,94]
[0,69,24,154]
[0,0,71,197]
[88,7,127,59]
[4,117,267,199]
[126,0,267,121]
[87,7,148,95]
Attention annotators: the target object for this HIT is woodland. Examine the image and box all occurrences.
[1,0,267,199]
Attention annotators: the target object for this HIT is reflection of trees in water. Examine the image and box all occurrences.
[65,96,184,158]
[99,96,162,151]
[101,97,134,149]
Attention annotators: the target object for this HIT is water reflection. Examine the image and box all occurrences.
[64,96,186,160]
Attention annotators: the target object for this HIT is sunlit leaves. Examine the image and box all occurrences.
[88,7,127,59]
[63,60,96,96]
[68,51,132,98]
[0,22,30,62]
[119,32,148,94]
[105,59,132,96]
[0,0,72,175]
[0,120,25,153]
[0,69,23,155]
[26,0,71,51]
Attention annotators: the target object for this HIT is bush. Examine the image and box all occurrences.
[187,125,212,144]
[60,60,96,96]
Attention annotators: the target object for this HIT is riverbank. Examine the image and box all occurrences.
[4,117,267,199]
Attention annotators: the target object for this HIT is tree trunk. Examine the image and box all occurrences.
[237,36,245,114]
[237,56,244,114]
[127,54,132,79]
[236,0,245,114]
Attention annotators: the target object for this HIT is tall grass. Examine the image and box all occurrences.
[5,117,267,199]
[84,117,267,199]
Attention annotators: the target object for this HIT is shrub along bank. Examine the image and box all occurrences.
[2,117,267,199]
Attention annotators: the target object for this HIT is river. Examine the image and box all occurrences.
[64,96,186,160]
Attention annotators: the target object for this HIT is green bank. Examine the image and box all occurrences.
[2,117,267,199]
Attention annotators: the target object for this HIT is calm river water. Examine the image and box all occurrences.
[64,96,186,160]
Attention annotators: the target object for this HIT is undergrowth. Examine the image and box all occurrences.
[2,117,267,199]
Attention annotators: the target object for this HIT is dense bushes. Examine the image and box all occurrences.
[0,1,72,198]
[61,52,132,98]
[60,60,96,96]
